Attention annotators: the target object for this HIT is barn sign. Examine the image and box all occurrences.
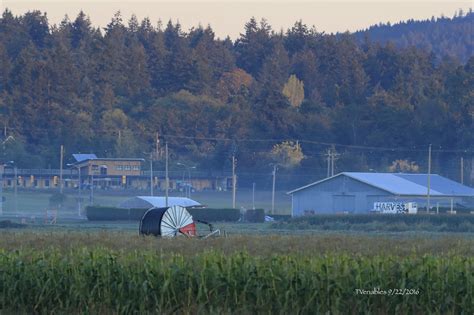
[372,202,417,214]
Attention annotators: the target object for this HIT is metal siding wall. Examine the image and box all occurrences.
[461,197,474,208]
[292,189,333,215]
[291,175,393,215]
[332,195,356,212]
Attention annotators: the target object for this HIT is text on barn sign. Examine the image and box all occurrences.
[372,202,417,214]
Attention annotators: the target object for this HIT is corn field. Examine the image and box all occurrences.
[0,248,472,314]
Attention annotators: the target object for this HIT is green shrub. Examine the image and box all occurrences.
[86,206,147,221]
[272,214,474,232]
[244,209,265,223]
[271,214,292,221]
[189,208,240,222]
[0,220,26,229]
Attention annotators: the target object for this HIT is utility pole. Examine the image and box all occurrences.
[187,167,193,199]
[330,146,339,176]
[232,155,236,208]
[67,163,82,216]
[326,148,331,178]
[155,132,160,157]
[149,132,160,197]
[0,165,3,216]
[59,145,64,194]
[331,151,334,176]
[14,166,17,214]
[272,164,277,215]
[252,182,256,210]
[165,142,169,207]
[150,153,153,196]
[181,170,185,197]
[90,168,94,205]
[78,167,81,216]
[460,157,464,184]
[427,144,432,214]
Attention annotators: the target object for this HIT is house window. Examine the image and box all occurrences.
[100,166,107,175]
[34,180,38,187]
[132,165,140,171]
[116,165,123,171]
[124,165,131,171]
[45,180,50,187]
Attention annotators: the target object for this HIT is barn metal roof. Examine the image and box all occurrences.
[288,172,474,197]
[396,173,474,196]
[72,154,97,162]
[72,154,145,165]
[118,196,202,209]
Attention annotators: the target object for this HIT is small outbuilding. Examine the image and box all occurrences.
[288,172,474,216]
[118,196,202,209]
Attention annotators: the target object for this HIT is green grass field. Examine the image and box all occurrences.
[1,230,473,256]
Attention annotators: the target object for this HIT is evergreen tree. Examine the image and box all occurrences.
[0,9,471,181]
[235,17,273,76]
[0,43,10,92]
[21,10,50,48]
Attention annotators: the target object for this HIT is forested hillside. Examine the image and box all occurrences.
[355,10,473,63]
[0,9,472,186]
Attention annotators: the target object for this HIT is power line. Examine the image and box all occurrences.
[159,134,473,153]
[3,126,474,153]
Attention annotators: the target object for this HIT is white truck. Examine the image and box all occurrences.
[372,202,417,214]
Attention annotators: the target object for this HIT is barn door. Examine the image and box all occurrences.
[333,195,355,213]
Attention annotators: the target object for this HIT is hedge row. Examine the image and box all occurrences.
[85,206,147,221]
[86,206,240,222]
[244,209,265,223]
[189,208,240,222]
[270,214,292,221]
[273,214,474,231]
[282,214,474,225]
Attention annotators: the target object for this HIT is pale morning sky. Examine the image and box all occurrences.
[1,1,472,39]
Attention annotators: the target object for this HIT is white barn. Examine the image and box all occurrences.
[288,172,474,216]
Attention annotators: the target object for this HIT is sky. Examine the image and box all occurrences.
[1,1,472,39]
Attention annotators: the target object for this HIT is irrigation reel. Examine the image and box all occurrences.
[139,205,222,238]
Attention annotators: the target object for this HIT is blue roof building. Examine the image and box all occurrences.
[72,154,98,162]
[288,172,474,216]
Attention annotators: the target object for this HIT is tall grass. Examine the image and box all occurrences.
[0,249,472,314]
[1,231,473,257]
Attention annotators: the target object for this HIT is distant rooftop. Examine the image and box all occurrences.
[72,154,97,162]
[72,154,144,164]
[288,172,474,197]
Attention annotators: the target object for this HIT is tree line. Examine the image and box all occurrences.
[355,9,473,63]
[0,10,472,186]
